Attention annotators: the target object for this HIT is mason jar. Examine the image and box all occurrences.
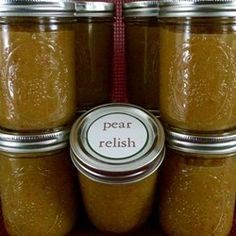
[70,103,165,234]
[74,2,115,112]
[123,1,159,115]
[0,0,76,131]
[159,128,236,236]
[159,0,236,132]
[0,128,77,236]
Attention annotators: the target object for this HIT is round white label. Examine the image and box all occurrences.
[87,113,148,159]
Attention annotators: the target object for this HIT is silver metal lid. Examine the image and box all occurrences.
[123,1,159,17]
[0,128,70,154]
[0,0,75,17]
[159,0,236,17]
[74,1,115,17]
[70,103,165,184]
[166,127,236,156]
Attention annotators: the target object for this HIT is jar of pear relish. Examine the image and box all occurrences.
[159,0,236,132]
[74,1,115,111]
[70,103,165,234]
[0,0,76,131]
[159,128,236,236]
[123,1,159,114]
[0,128,77,236]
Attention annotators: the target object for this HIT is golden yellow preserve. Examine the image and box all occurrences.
[159,149,236,236]
[75,18,113,110]
[0,149,77,236]
[0,18,76,131]
[125,18,159,112]
[79,172,158,234]
[159,18,236,132]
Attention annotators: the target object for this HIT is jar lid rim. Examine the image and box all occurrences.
[0,0,74,17]
[123,1,159,17]
[123,1,159,9]
[70,103,165,183]
[74,1,115,17]
[166,127,236,156]
[159,0,236,17]
[74,1,115,11]
[0,128,70,154]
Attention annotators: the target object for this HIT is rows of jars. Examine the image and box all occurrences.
[0,0,235,236]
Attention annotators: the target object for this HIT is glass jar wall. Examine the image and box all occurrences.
[160,149,236,236]
[78,170,158,234]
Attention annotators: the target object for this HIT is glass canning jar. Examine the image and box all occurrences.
[0,0,76,131]
[0,128,77,236]
[123,1,159,114]
[74,2,115,111]
[159,128,236,236]
[70,103,165,234]
[159,0,236,132]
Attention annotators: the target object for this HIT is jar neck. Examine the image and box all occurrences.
[76,17,114,23]
[72,148,164,185]
[0,16,76,24]
[124,16,158,23]
[0,147,69,159]
[167,148,235,168]
[160,16,236,24]
[159,17,236,33]
[168,147,236,159]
